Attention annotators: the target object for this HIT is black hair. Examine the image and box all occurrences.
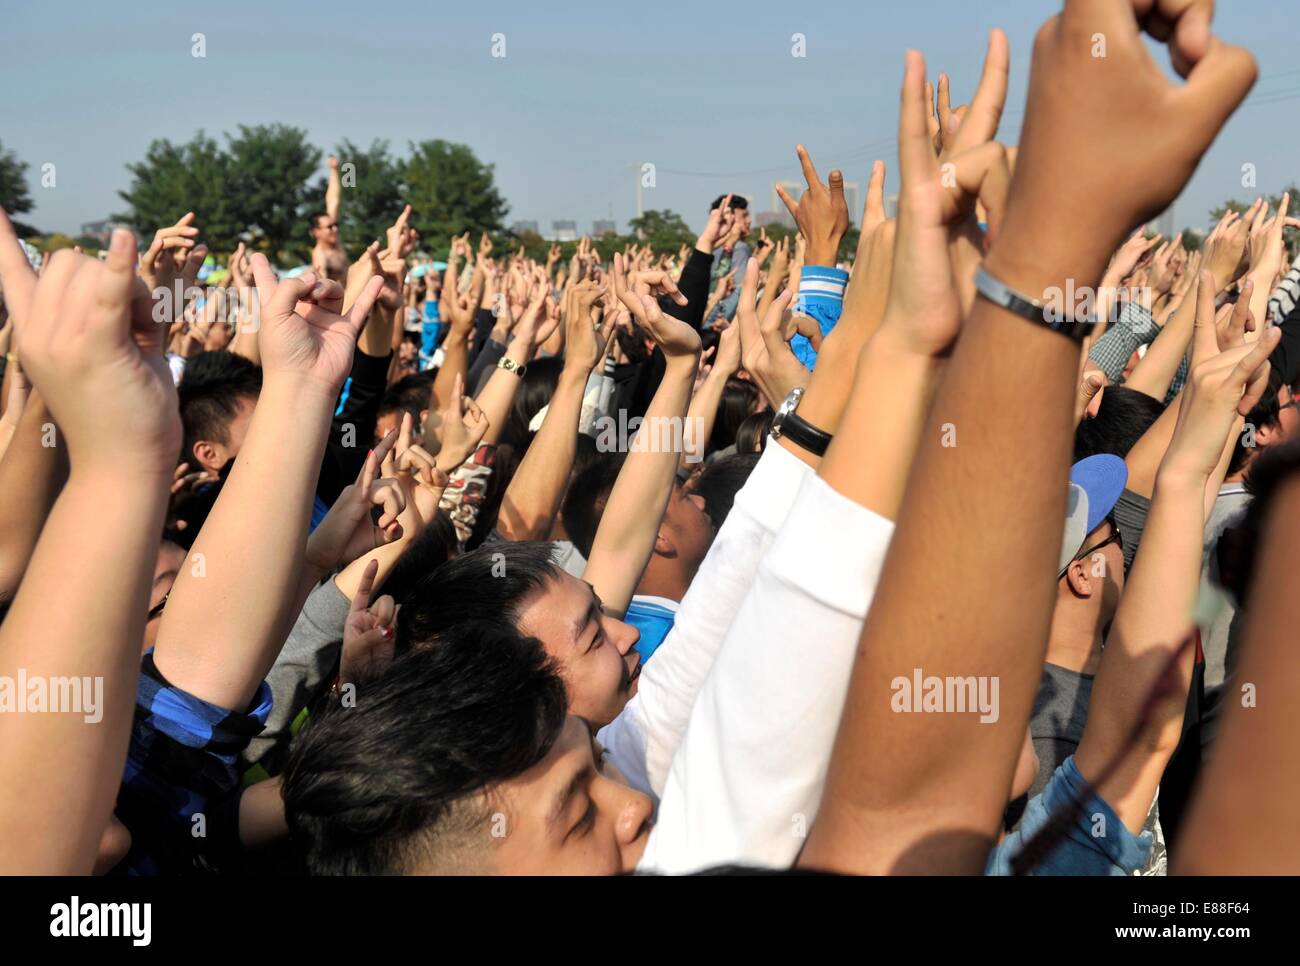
[735,408,774,455]
[500,357,564,452]
[390,541,561,655]
[381,509,461,601]
[1216,435,1300,609]
[283,622,567,875]
[378,370,438,425]
[710,378,760,454]
[177,350,263,470]
[1073,385,1165,461]
[310,211,331,229]
[1227,374,1285,476]
[710,194,749,211]
[561,450,627,558]
[616,323,651,366]
[688,453,759,531]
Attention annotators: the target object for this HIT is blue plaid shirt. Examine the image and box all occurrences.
[114,650,272,875]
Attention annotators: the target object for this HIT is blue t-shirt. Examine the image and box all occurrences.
[420,301,442,369]
[985,754,1152,875]
[625,598,677,662]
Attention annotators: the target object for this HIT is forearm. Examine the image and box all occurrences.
[680,366,729,468]
[586,356,697,614]
[1173,478,1300,874]
[496,367,588,540]
[817,330,942,520]
[808,299,1080,875]
[326,168,341,221]
[358,303,397,358]
[1125,281,1198,400]
[474,334,532,445]
[1074,469,1204,833]
[0,393,67,601]
[431,330,469,410]
[0,473,168,873]
[154,378,335,709]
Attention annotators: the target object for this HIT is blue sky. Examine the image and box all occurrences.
[3,0,1299,237]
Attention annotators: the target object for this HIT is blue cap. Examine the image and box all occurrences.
[1070,454,1128,535]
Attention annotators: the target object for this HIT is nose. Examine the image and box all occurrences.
[607,615,639,656]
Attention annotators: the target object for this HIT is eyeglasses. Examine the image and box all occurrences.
[147,592,169,622]
[1074,515,1123,563]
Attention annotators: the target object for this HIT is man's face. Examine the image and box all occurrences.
[515,572,642,728]
[1263,384,1300,445]
[489,716,653,874]
[659,481,714,583]
[142,541,186,653]
[193,393,256,473]
[312,216,340,249]
[734,207,751,237]
[1066,518,1126,626]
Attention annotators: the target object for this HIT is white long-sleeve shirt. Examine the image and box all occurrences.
[599,441,812,798]
[639,471,895,873]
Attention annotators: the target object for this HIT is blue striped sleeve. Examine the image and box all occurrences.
[791,266,849,369]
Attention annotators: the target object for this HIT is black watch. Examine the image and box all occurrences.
[770,387,832,456]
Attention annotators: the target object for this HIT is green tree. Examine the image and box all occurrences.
[401,140,508,254]
[0,141,35,236]
[627,209,693,252]
[317,138,405,253]
[226,124,321,264]
[117,132,240,252]
[1211,183,1300,222]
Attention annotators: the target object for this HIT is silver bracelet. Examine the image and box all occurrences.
[974,266,1094,341]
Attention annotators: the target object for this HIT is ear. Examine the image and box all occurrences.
[653,527,674,558]
[1064,558,1093,598]
[192,440,221,474]
[1256,421,1282,447]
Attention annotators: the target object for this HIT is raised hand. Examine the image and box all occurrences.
[612,252,700,359]
[305,430,406,573]
[1247,193,1291,286]
[735,257,806,407]
[1203,205,1254,292]
[422,372,488,473]
[564,279,617,371]
[140,212,208,325]
[986,0,1257,296]
[1162,269,1280,480]
[880,47,1011,357]
[695,194,732,254]
[339,559,398,688]
[0,214,179,473]
[777,146,850,267]
[250,253,382,392]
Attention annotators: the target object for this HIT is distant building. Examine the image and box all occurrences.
[754,210,789,228]
[549,220,578,242]
[593,219,617,237]
[885,193,900,220]
[511,220,540,236]
[79,219,127,245]
[842,184,860,226]
[1154,205,1176,241]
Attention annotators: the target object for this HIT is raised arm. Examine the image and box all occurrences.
[152,257,382,710]
[494,274,626,541]
[0,221,180,873]
[802,1,1256,875]
[1075,280,1276,834]
[583,256,701,615]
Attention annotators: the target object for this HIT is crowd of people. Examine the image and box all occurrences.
[2,0,1298,877]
